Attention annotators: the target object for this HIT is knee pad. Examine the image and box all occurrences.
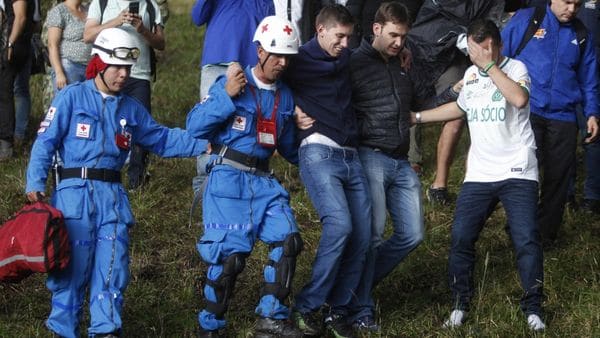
[204,253,246,318]
[261,233,303,303]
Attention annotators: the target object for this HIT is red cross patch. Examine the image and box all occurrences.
[76,123,91,138]
[262,24,269,33]
[283,25,292,35]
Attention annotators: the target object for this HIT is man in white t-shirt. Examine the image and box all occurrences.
[84,0,165,189]
[413,19,545,332]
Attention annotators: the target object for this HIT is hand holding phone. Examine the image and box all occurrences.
[129,2,139,15]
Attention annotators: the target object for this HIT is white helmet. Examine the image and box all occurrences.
[91,28,140,65]
[253,16,299,55]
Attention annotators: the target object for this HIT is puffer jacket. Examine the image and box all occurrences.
[351,37,458,158]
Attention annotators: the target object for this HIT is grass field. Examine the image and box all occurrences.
[1,1,599,337]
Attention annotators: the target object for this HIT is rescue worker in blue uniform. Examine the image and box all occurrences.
[25,27,207,338]
[186,16,303,338]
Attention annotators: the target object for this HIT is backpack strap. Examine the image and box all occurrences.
[514,5,588,58]
[514,5,545,57]
[99,0,108,24]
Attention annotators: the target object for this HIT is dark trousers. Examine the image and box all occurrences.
[0,64,18,142]
[530,114,578,241]
[121,77,151,187]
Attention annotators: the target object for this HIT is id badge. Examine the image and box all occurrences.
[257,119,276,147]
[116,131,132,150]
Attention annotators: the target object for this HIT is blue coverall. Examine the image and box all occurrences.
[26,79,207,338]
[186,66,300,331]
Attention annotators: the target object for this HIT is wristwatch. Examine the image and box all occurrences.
[415,112,422,124]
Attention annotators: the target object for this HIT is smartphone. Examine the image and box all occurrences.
[129,2,139,15]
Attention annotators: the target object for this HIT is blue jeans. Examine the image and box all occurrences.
[294,143,371,314]
[448,179,544,316]
[199,64,228,99]
[51,59,87,96]
[349,148,424,320]
[13,54,32,140]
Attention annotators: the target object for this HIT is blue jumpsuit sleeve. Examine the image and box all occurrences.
[25,91,72,193]
[578,30,600,119]
[134,105,208,157]
[191,0,213,26]
[186,77,237,138]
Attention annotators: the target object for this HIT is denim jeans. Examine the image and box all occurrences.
[448,179,544,316]
[51,59,87,96]
[294,143,371,314]
[349,147,424,320]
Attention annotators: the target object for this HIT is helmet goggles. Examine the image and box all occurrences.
[92,45,141,61]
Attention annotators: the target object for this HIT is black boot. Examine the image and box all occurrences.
[255,317,303,338]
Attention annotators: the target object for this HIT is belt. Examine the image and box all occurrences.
[212,144,270,173]
[58,167,121,183]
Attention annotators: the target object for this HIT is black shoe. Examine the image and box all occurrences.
[292,310,322,336]
[197,326,224,338]
[566,195,579,212]
[352,315,380,332]
[128,173,151,190]
[324,314,354,338]
[581,199,600,215]
[255,317,303,338]
[427,186,451,206]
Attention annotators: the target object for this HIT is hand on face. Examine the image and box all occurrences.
[467,37,493,70]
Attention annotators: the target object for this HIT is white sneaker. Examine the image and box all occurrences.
[527,314,546,331]
[443,310,466,328]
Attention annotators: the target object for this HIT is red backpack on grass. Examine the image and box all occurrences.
[0,201,70,283]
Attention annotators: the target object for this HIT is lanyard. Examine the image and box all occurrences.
[248,86,280,124]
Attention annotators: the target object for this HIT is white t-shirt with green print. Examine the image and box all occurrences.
[457,57,538,183]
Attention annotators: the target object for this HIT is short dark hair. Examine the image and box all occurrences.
[373,2,411,27]
[467,19,501,47]
[316,4,355,29]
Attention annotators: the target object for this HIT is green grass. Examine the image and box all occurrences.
[1,1,599,337]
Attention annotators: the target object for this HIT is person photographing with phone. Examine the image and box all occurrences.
[84,0,165,190]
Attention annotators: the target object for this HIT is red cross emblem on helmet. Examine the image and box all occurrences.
[262,24,269,33]
[283,25,293,35]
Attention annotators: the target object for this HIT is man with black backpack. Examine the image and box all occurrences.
[501,0,599,245]
[84,0,165,190]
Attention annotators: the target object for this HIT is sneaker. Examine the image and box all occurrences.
[255,317,303,338]
[442,309,466,328]
[581,199,600,215]
[527,314,546,331]
[95,333,120,338]
[324,314,354,338]
[292,310,322,336]
[197,326,224,338]
[427,186,451,206]
[352,315,380,332]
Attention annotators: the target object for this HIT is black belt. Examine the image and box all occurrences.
[58,167,121,183]
[212,144,270,173]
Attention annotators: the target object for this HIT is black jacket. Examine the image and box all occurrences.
[351,37,459,158]
[407,0,504,89]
